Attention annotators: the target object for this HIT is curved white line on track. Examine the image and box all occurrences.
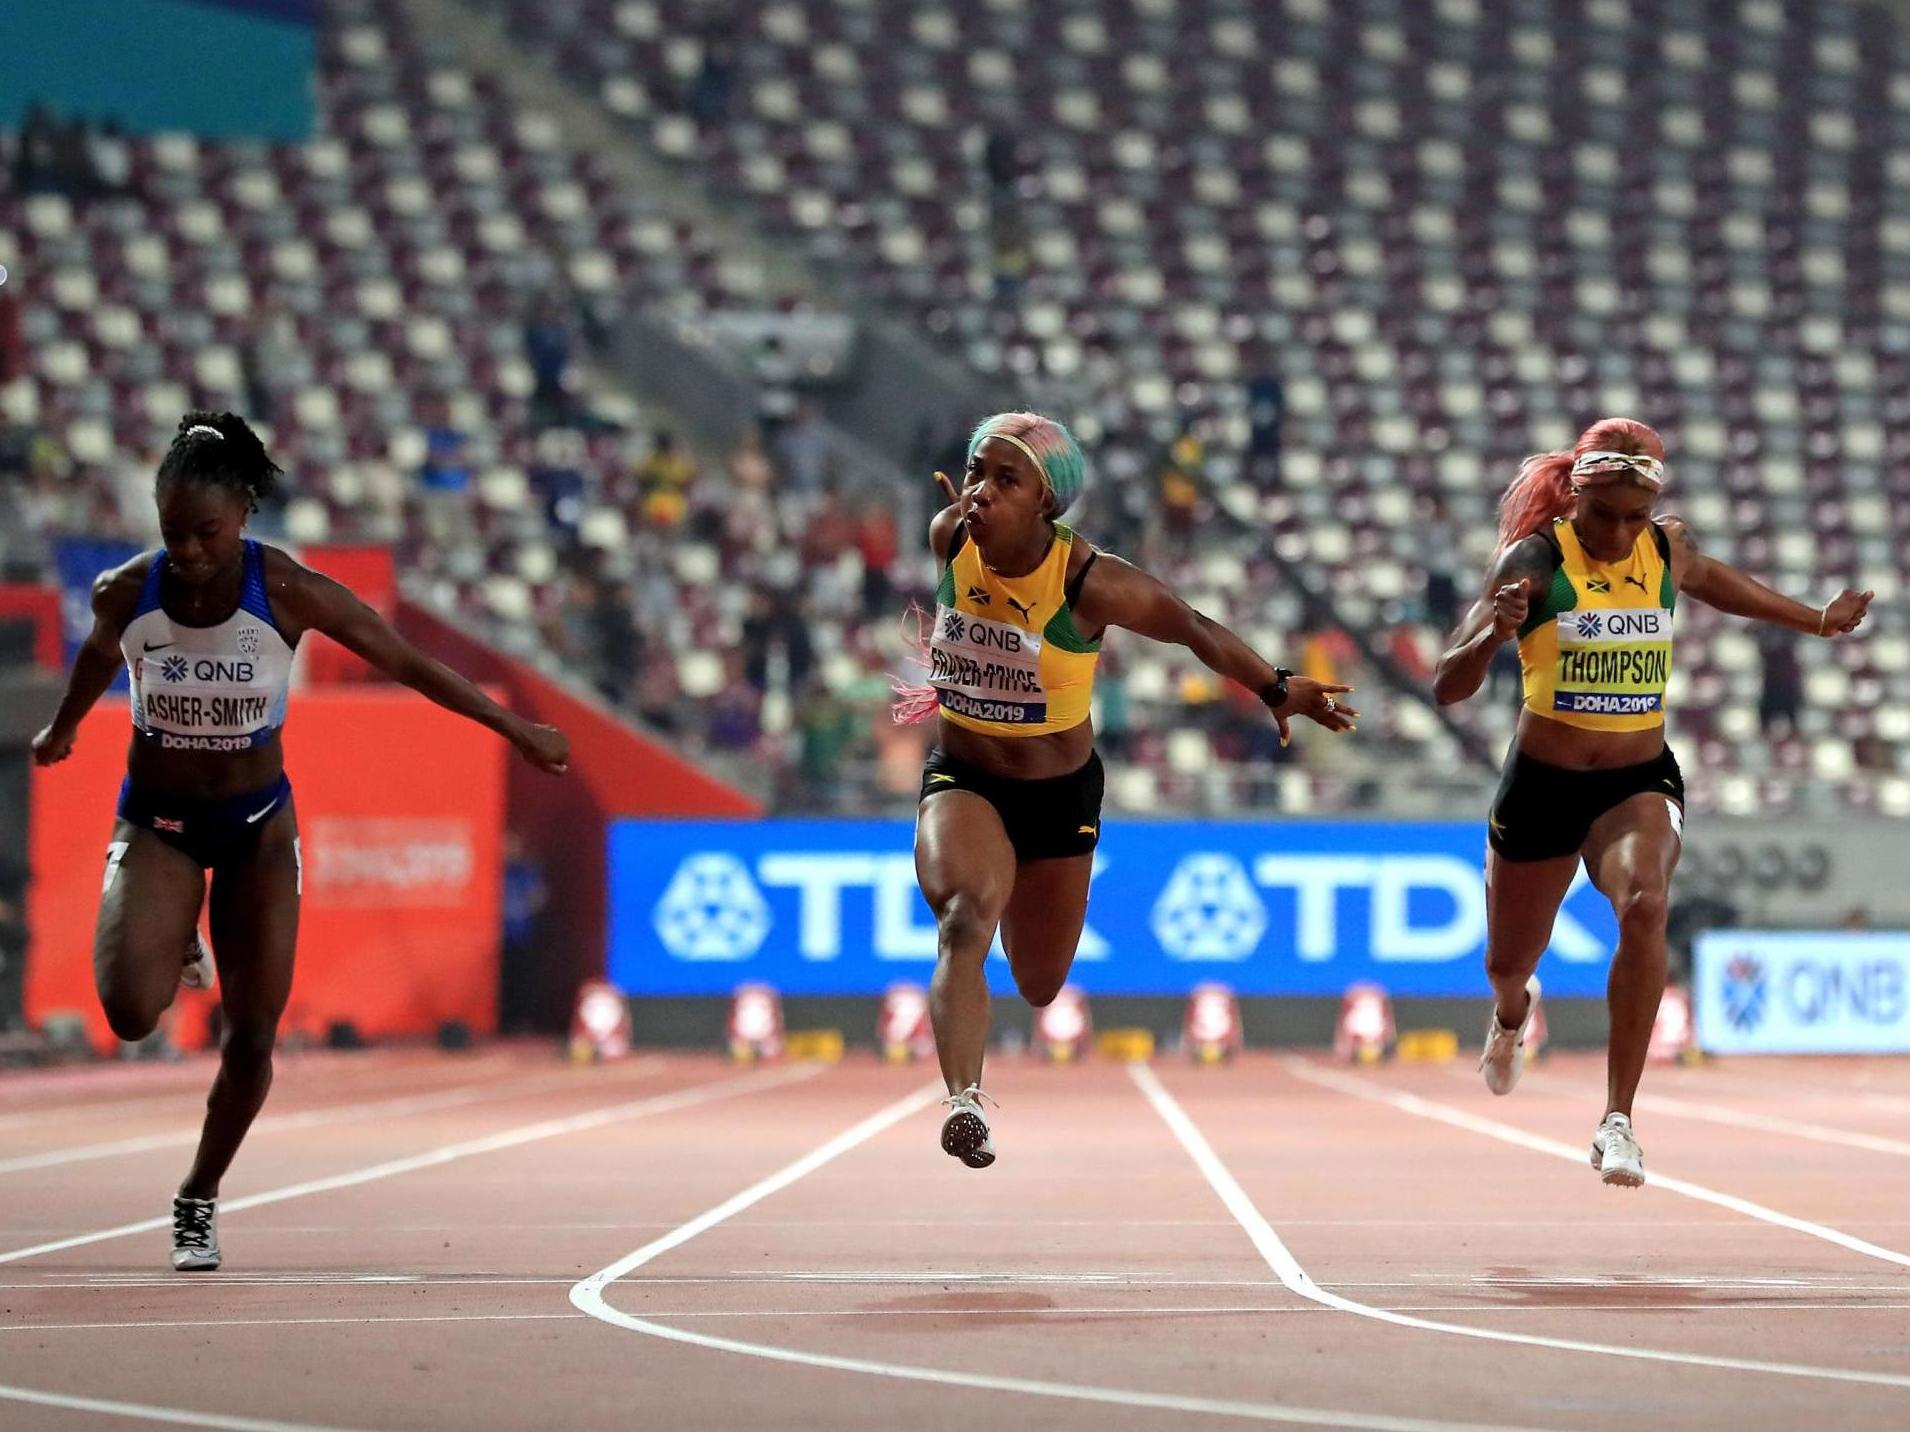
[571,1083,1550,1432]
[0,1064,643,1175]
[0,1063,819,1266]
[0,1384,367,1431]
[1132,1062,1910,1391]
[1284,1059,1910,1272]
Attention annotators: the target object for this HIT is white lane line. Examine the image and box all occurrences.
[1520,1071,1910,1160]
[1132,1062,1910,1392]
[22,1303,1910,1337]
[571,1084,1547,1432]
[0,1384,367,1432]
[3,1313,588,1334]
[0,1063,820,1267]
[0,1064,650,1175]
[1286,1058,1910,1273]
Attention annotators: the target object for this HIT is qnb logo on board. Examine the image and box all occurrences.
[1722,954,1767,1031]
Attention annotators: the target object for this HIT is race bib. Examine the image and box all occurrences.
[928,604,1048,724]
[1551,607,1672,717]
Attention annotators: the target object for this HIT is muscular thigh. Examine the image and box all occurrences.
[95,822,205,1011]
[1000,855,1095,983]
[207,805,302,1029]
[914,790,1016,921]
[1485,850,1581,960]
[1582,792,1682,900]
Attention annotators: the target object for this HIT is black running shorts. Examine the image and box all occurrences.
[1488,746,1685,863]
[918,748,1105,862]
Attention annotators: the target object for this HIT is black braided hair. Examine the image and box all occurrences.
[154,411,282,511]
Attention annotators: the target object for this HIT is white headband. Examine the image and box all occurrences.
[1571,450,1664,490]
[186,424,224,440]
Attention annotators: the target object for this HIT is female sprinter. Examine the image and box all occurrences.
[30,412,570,1269]
[906,411,1355,1168]
[1434,417,1871,1186]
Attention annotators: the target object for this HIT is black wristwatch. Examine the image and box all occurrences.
[1258,668,1293,711]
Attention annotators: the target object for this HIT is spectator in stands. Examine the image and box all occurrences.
[1244,347,1286,487]
[417,410,472,495]
[498,831,547,1034]
[741,586,815,694]
[525,298,573,430]
[0,288,24,385]
[856,500,898,617]
[529,428,588,537]
[1757,626,1803,735]
[635,431,696,527]
[589,578,645,707]
[794,679,859,809]
[15,103,62,195]
[772,402,828,491]
[1421,495,1462,631]
[1157,424,1205,547]
[799,486,859,570]
[689,26,738,128]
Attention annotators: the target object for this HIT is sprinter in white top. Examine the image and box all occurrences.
[31,411,570,1272]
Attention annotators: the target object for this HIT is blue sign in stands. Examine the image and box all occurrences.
[608,820,1621,998]
[1694,932,1910,1055]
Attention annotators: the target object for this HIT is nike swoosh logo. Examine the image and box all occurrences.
[143,641,175,652]
[244,800,280,823]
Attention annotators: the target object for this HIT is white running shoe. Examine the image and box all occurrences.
[1591,1112,1646,1187]
[171,1196,221,1271]
[939,1085,997,1169]
[180,933,215,992]
[1479,974,1541,1096]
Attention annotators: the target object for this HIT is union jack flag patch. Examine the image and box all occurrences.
[153,817,186,833]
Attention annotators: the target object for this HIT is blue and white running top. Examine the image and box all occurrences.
[120,541,297,753]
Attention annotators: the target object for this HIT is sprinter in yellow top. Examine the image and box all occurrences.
[1435,417,1872,1187]
[903,411,1354,1169]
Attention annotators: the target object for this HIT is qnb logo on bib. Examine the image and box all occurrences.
[1554,607,1670,714]
[928,603,1048,723]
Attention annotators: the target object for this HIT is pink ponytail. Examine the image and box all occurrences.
[1495,451,1576,552]
[888,603,941,725]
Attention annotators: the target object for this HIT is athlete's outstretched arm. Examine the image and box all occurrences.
[1662,518,1872,637]
[1072,553,1355,745]
[1433,536,1555,706]
[30,562,145,765]
[274,563,570,772]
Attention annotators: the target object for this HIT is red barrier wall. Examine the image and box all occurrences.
[27,690,505,1051]
[395,601,759,1030]
[297,546,396,685]
[0,584,62,669]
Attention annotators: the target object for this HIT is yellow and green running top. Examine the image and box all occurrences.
[1516,518,1676,733]
[929,523,1101,737]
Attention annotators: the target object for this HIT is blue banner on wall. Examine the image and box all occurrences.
[607,819,1620,997]
[1694,932,1910,1055]
[53,537,144,693]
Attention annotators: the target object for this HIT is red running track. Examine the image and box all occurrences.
[0,1046,1907,1430]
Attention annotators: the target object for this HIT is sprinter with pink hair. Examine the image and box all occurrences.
[1435,417,1872,1185]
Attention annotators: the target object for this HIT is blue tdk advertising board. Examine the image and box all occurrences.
[607,820,1620,997]
[1694,932,1910,1055]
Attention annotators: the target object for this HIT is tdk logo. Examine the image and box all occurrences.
[651,851,1109,963]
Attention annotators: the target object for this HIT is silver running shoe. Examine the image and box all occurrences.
[180,933,215,992]
[1591,1112,1646,1187]
[939,1085,997,1169]
[1479,974,1541,1096]
[171,1196,221,1271]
